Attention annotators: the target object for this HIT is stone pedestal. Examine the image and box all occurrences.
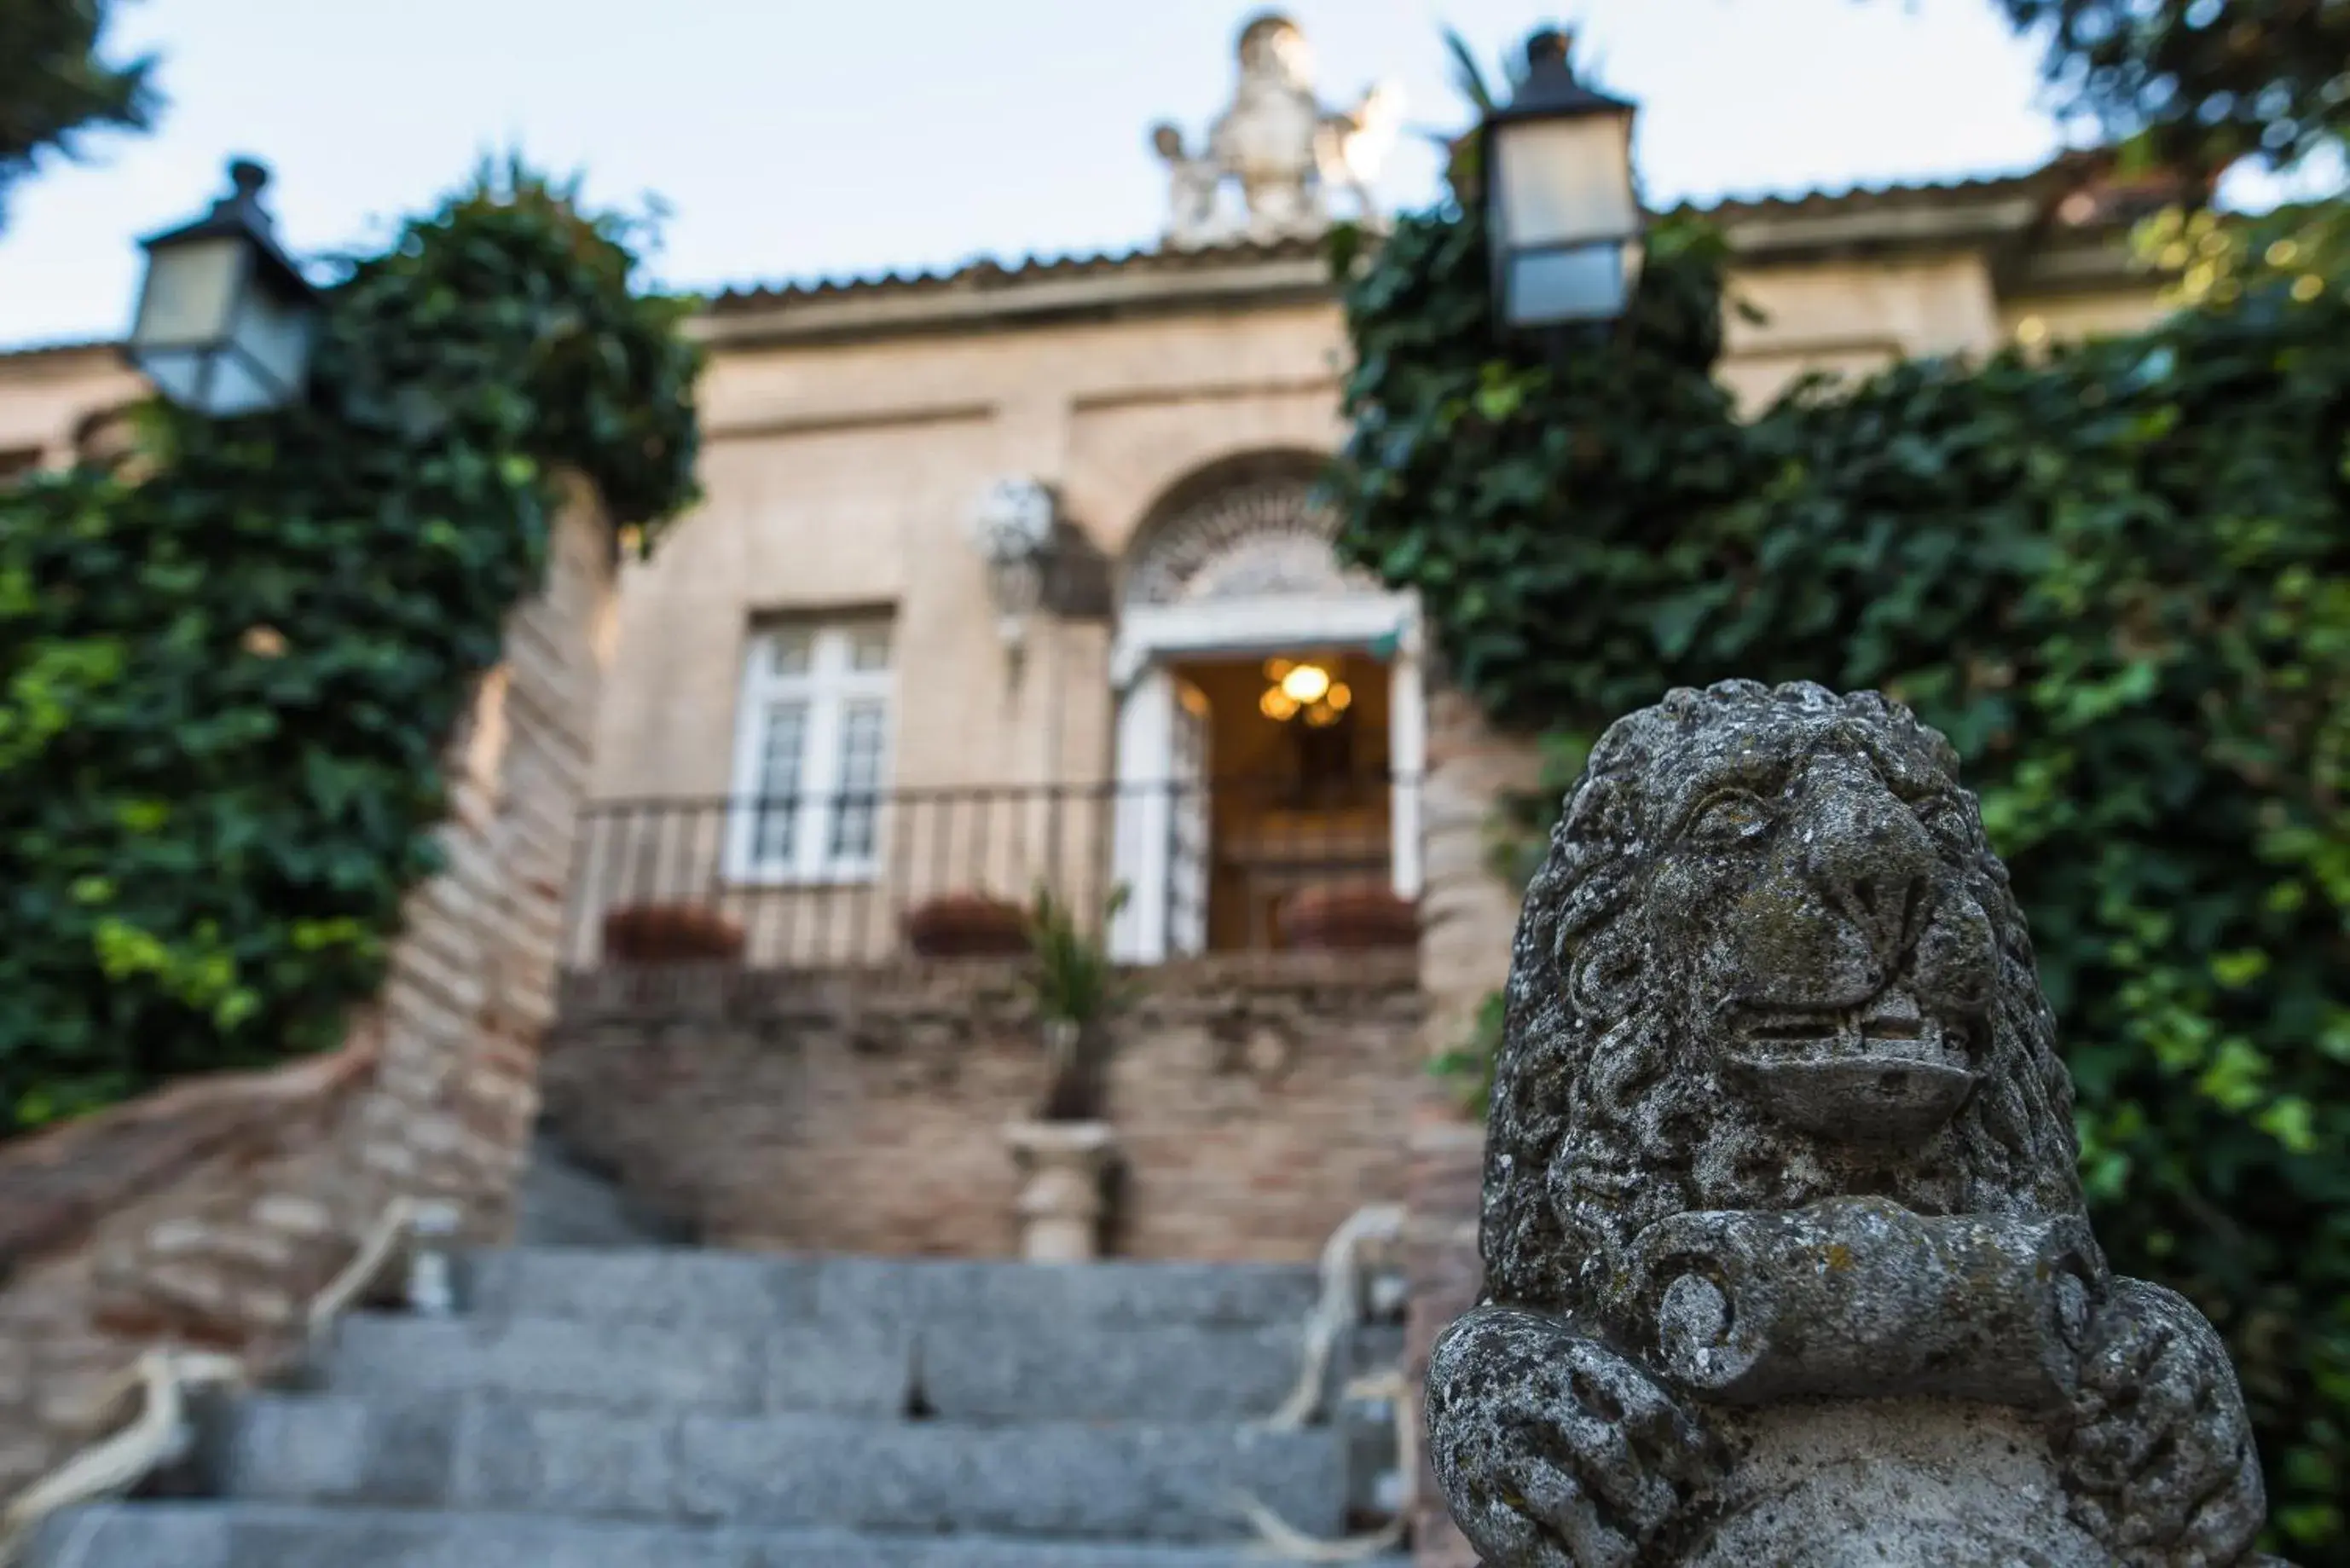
[1004,1120,1114,1262]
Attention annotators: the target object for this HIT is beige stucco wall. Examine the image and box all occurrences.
[1719,254,2005,410]
[2000,290,2174,349]
[0,347,144,469]
[605,246,2164,816]
[596,303,1351,809]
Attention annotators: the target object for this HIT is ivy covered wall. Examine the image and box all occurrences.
[0,166,703,1138]
[1328,198,2350,1558]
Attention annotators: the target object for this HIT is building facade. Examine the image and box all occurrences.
[0,14,2177,981]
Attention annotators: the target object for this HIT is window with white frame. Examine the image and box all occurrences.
[725,617,894,882]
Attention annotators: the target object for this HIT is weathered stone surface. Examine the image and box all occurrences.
[32,1501,1415,1568]
[217,1393,1349,1544]
[915,1321,1303,1422]
[1426,681,2282,1567]
[813,1255,1323,1331]
[466,1245,819,1330]
[327,1311,918,1418]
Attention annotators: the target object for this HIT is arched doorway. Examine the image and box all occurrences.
[1108,453,1425,963]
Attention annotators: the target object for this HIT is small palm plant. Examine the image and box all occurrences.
[1022,882,1132,1122]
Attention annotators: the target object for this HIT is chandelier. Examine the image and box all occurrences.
[1259,657,1353,728]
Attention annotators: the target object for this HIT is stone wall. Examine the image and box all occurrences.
[0,481,616,1499]
[540,952,1423,1263]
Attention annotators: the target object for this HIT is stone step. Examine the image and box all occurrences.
[214,1396,1348,1544]
[463,1248,1323,1335]
[514,1132,680,1248]
[30,1502,1414,1568]
[917,1319,1308,1423]
[323,1314,912,1417]
[327,1311,1322,1424]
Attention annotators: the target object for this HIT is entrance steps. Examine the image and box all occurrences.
[26,1248,1408,1567]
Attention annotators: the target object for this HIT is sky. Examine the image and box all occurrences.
[0,0,2089,349]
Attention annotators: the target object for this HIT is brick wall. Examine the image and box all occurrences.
[1406,682,1540,1568]
[0,480,616,1499]
[541,952,1423,1263]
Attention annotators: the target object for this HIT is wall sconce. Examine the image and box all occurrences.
[968,476,1059,654]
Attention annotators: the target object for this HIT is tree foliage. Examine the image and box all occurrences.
[0,162,702,1136]
[1328,199,2350,1559]
[1994,0,2348,178]
[0,0,159,228]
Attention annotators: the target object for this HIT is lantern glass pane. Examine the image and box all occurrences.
[1506,242,1626,327]
[131,237,247,350]
[233,283,313,401]
[206,354,275,418]
[1490,111,1637,251]
[134,348,209,408]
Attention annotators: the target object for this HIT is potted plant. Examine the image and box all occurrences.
[1022,883,1130,1119]
[1277,882,1419,952]
[600,901,746,964]
[902,892,1031,958]
[1004,883,1129,1261]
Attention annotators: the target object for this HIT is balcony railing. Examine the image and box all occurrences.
[562,775,1421,971]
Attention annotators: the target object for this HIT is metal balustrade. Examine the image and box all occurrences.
[563,773,1421,970]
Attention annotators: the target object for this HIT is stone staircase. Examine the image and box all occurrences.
[26,1247,1408,1567]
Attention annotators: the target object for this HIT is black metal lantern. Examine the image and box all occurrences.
[124,159,319,417]
[1479,30,1643,335]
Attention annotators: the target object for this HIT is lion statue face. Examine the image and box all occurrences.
[1480,682,2094,1319]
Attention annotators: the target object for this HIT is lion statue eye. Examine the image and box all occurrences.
[1688,789,1771,843]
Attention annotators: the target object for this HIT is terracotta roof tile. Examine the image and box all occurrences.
[699,153,2134,315]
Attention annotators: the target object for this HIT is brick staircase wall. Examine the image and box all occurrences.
[0,479,616,1499]
[542,952,1423,1262]
[1404,681,1541,1568]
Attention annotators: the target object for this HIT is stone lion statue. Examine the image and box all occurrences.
[1427,681,2284,1567]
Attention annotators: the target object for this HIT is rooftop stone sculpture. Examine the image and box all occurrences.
[1148,11,1399,249]
[1427,681,2289,1567]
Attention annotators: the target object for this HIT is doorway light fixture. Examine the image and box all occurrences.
[1261,657,1352,726]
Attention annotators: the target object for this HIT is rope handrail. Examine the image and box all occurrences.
[1258,1203,1405,1433]
[1240,1203,1417,1562]
[0,1195,460,1568]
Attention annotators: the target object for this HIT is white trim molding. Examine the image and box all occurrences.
[1110,591,1421,691]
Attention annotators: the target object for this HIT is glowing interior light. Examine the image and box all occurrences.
[1281,663,1333,704]
[1260,687,1301,721]
[1326,681,1352,712]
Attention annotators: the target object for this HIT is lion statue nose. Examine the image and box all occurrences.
[1716,751,1981,1149]
[1793,755,1936,962]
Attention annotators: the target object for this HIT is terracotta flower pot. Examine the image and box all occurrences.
[601,902,746,964]
[904,894,1031,958]
[1278,883,1419,952]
